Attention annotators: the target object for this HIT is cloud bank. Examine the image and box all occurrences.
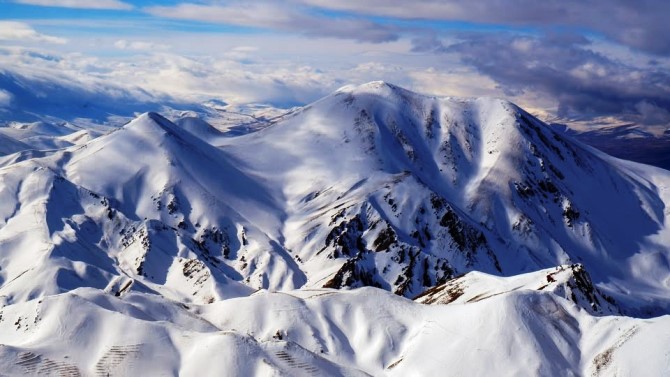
[2,1,669,128]
[445,33,670,125]
[296,0,670,55]
[0,22,67,44]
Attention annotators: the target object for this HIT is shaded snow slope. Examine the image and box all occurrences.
[0,133,31,156]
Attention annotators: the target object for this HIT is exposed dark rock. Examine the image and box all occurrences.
[563,205,580,227]
[322,215,366,258]
[323,255,379,289]
[373,226,397,252]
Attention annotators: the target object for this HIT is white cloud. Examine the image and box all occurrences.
[0,39,504,109]
[114,40,170,51]
[0,89,13,107]
[144,2,399,43]
[0,1,664,127]
[408,67,502,99]
[0,31,575,125]
[0,22,67,44]
[0,31,415,104]
[0,40,642,129]
[15,0,133,10]
[223,46,258,60]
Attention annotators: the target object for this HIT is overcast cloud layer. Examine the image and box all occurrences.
[298,0,670,55]
[1,0,669,128]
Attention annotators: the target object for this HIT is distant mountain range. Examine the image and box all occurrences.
[551,122,670,170]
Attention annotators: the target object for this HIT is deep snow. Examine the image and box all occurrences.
[0,81,669,375]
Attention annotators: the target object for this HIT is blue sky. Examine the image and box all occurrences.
[0,0,669,127]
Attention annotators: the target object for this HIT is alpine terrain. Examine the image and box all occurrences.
[0,81,669,376]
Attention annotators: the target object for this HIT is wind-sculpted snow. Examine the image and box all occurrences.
[0,287,668,376]
[1,82,670,374]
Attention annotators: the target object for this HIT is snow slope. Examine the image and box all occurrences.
[0,286,668,376]
[0,133,30,156]
[415,264,620,315]
[0,81,669,374]
[222,81,670,314]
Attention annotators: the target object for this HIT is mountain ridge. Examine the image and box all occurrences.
[1,82,670,374]
[3,83,669,312]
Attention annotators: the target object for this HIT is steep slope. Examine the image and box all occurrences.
[174,116,225,141]
[223,81,670,314]
[0,112,308,307]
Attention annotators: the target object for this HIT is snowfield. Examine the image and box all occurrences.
[0,81,669,375]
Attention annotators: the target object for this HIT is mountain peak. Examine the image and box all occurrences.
[145,111,166,122]
[123,111,178,134]
[336,80,387,92]
[335,80,415,99]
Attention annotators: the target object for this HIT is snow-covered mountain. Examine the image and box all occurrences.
[1,81,670,375]
[221,82,670,313]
